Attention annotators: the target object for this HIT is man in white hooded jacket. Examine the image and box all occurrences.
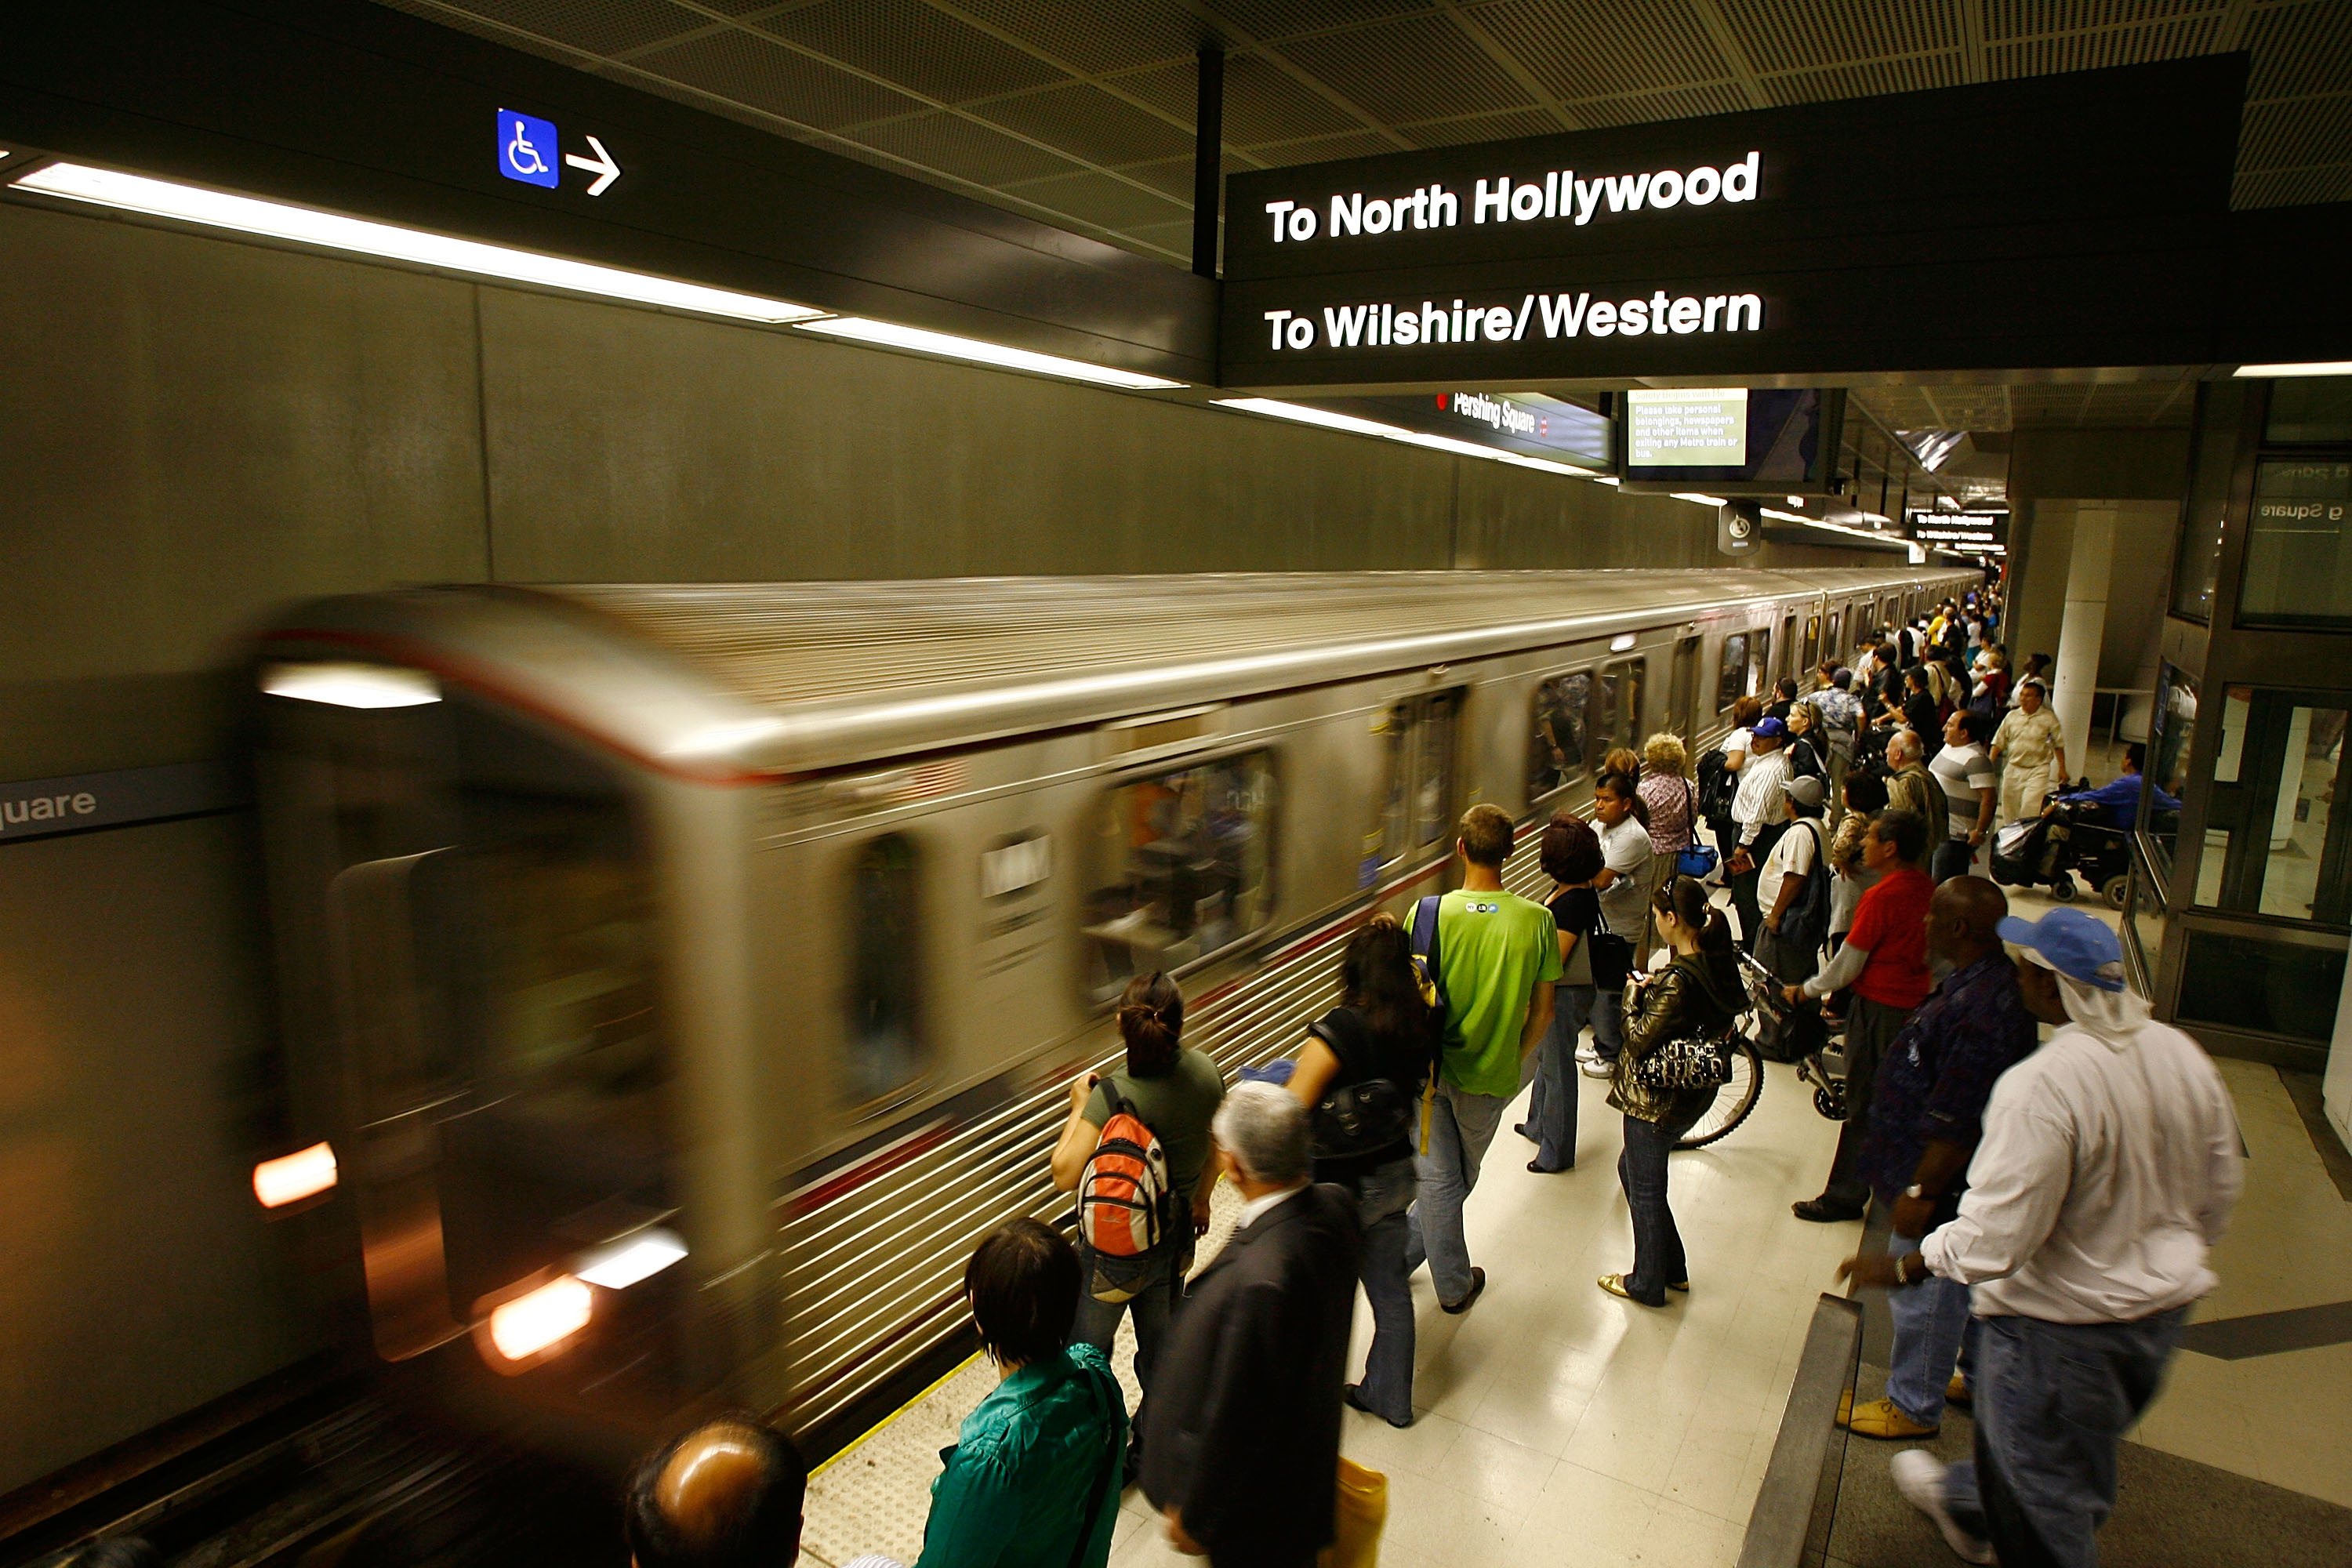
[1840,907,2241,1567]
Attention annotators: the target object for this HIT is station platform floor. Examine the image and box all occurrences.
[792,879,2352,1568]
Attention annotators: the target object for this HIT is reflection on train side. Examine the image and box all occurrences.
[1084,750,1276,1004]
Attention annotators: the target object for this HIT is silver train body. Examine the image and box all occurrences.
[250,567,1975,1457]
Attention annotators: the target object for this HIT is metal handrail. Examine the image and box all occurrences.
[1737,1293,1863,1568]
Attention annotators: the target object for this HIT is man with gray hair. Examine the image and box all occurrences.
[1142,1083,1363,1568]
[1883,728,1944,873]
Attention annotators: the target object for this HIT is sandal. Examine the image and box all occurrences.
[1597,1273,1667,1307]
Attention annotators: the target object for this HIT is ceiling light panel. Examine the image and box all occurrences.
[9,163,825,324]
[796,316,1183,388]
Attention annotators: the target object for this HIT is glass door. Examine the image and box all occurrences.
[2198,688,2350,926]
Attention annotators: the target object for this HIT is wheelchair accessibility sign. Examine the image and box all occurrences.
[497,109,624,195]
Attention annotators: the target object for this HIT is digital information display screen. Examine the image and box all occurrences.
[1627,388,1749,467]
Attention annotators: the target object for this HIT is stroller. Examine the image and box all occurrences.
[1989,784,2132,908]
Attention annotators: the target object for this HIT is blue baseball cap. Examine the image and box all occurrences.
[1751,715,1788,739]
[1998,907,2125,992]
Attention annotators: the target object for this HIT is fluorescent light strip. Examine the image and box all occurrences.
[2234,361,2352,379]
[11,163,825,325]
[1671,492,1728,506]
[797,316,1182,390]
[261,662,441,710]
[1212,398,1600,477]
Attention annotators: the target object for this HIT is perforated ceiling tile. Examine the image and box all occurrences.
[633,27,929,129]
[1207,0,1436,44]
[1402,107,1570,147]
[978,81,1200,165]
[1984,13,2218,74]
[1113,52,1366,146]
[1569,80,1759,126]
[996,169,1194,230]
[1239,128,1410,165]
[2236,93,2352,171]
[2243,0,2352,100]
[1764,51,1964,104]
[412,0,713,57]
[1472,0,1735,102]
[1274,12,1536,125]
[847,109,1090,187]
[1983,0,2215,41]
[1721,0,1965,74]
[2235,163,2352,206]
[1116,153,1253,200]
[949,0,1208,75]
[757,0,1068,104]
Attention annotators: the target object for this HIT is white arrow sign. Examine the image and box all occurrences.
[564,135,622,196]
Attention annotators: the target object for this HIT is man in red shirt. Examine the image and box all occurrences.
[1784,808,1935,1222]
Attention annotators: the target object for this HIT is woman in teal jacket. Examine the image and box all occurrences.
[913,1218,1126,1568]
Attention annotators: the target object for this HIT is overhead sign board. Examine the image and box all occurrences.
[1628,389,1748,467]
[1220,56,2246,391]
[1907,511,2009,554]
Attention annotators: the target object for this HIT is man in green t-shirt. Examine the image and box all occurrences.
[1404,804,1560,1313]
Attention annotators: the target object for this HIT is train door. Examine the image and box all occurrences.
[1371,691,1464,877]
[1671,635,1704,739]
[1778,612,1799,685]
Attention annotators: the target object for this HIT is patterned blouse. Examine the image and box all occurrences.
[1637,771,1696,852]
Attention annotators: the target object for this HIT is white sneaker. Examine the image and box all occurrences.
[1579,1057,1614,1079]
[1574,1040,1600,1065]
[1889,1450,1995,1565]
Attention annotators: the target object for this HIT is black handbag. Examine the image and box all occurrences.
[1587,902,1635,993]
[1307,1011,1417,1160]
[1632,1030,1734,1093]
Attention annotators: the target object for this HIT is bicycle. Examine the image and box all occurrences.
[1670,952,1782,1149]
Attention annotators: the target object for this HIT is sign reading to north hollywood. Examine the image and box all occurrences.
[1907,512,2009,553]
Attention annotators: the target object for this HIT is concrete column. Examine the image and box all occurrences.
[2052,506,2114,773]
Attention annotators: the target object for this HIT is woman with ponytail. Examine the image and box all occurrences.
[1050,971,1225,1478]
[1599,876,1744,1308]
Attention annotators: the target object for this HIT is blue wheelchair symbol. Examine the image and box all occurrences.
[497,109,560,189]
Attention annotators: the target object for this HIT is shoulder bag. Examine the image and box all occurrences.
[1632,1028,1735,1093]
[1674,779,1719,878]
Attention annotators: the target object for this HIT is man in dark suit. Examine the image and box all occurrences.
[1141,1082,1363,1568]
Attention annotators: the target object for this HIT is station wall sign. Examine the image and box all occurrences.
[1221,56,2246,391]
[0,762,245,845]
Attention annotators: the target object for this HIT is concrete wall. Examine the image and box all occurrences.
[0,197,1876,1494]
[2006,498,2179,744]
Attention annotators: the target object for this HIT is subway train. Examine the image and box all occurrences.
[245,565,1976,1461]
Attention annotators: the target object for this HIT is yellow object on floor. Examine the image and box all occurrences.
[1841,1396,1939,1439]
[1319,1456,1388,1568]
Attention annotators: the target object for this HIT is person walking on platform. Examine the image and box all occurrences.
[1581,772,1651,1076]
[1285,916,1436,1427]
[1836,878,2038,1442]
[1143,1085,1363,1568]
[1049,972,1223,1476]
[1520,812,1602,1173]
[906,1221,1127,1568]
[1788,809,1935,1223]
[1849,909,2241,1568]
[1991,677,2068,826]
[1727,717,1794,952]
[1635,731,1697,907]
[1403,804,1559,1313]
[1883,730,1944,873]
[1598,876,1740,1307]
[1931,710,1998,882]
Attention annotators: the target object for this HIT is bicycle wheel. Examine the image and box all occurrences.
[1677,1034,1764,1149]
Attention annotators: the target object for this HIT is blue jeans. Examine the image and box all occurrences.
[1884,1229,1976,1426]
[1523,984,1594,1169]
[1944,1308,2187,1568]
[1405,1080,1510,1305]
[1073,1237,1188,1444]
[1349,1156,1419,1425]
[1932,835,1976,884]
[1616,1094,1715,1305]
[1592,986,1625,1064]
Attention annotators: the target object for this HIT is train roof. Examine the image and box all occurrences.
[262,568,1970,782]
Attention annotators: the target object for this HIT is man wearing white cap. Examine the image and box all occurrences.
[1841,908,2241,1566]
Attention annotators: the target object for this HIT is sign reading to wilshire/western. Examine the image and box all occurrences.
[1220,57,2246,392]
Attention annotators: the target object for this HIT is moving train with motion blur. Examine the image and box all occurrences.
[246,564,1977,1463]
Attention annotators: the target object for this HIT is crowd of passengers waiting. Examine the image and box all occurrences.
[84,594,2230,1568]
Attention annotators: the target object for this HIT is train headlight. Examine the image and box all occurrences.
[477,1274,593,1371]
[252,1142,338,1209]
[575,1229,687,1290]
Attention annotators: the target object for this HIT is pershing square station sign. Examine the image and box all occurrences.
[1217,57,2249,391]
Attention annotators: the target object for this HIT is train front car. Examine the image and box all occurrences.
[249,588,784,1469]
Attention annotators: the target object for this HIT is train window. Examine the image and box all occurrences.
[847,834,926,1108]
[1530,671,1592,798]
[1671,637,1703,739]
[1750,630,1772,697]
[1596,659,1646,753]
[1825,611,1842,662]
[1716,634,1748,712]
[1779,615,1798,681]
[1084,750,1276,1004]
[1411,692,1461,848]
[1802,615,1820,674]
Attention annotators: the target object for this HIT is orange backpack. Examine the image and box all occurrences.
[1077,1083,1173,1261]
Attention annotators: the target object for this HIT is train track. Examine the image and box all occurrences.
[5,1399,621,1568]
